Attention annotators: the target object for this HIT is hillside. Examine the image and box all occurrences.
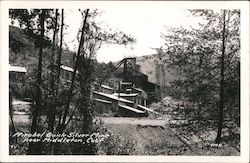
[9,25,75,70]
[112,54,179,87]
[136,54,179,86]
[9,25,179,88]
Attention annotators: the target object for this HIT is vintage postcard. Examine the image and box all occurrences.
[0,1,249,162]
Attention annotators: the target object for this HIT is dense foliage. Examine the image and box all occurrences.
[9,9,135,155]
[157,10,240,143]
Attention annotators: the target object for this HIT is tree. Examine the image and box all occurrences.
[48,9,59,133]
[52,9,135,154]
[9,8,135,155]
[215,9,226,144]
[73,9,135,154]
[55,9,135,134]
[154,47,167,97]
[9,90,17,143]
[27,9,46,154]
[10,9,56,154]
[57,9,90,133]
[160,9,240,143]
[56,9,64,80]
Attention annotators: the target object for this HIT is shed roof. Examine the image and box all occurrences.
[101,84,113,90]
[94,98,112,104]
[137,105,159,114]
[60,65,79,73]
[9,65,27,73]
[113,93,138,97]
[119,104,145,114]
[121,81,132,85]
[94,83,113,90]
[93,91,134,104]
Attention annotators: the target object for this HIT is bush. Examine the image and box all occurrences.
[97,131,136,155]
[93,117,136,155]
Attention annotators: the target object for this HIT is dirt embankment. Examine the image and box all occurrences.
[101,117,192,155]
[101,117,240,156]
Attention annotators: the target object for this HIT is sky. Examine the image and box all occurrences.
[8,5,203,63]
[62,7,202,63]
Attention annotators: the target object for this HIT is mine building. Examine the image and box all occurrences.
[9,64,27,98]
[92,57,160,117]
[9,64,27,81]
[60,65,79,82]
[60,57,160,117]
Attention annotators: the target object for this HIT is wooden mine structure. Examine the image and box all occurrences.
[59,57,160,117]
[93,57,160,117]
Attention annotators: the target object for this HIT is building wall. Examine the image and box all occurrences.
[94,101,116,116]
[61,69,72,81]
[118,106,147,117]
[9,71,25,81]
[119,96,136,103]
[100,87,114,94]
[9,71,26,98]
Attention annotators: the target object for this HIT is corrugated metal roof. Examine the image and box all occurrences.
[119,104,145,114]
[60,65,79,73]
[61,65,74,72]
[137,105,159,114]
[121,82,132,85]
[94,98,112,104]
[9,65,27,73]
[93,91,134,104]
[101,84,113,90]
[132,87,144,92]
[113,93,138,97]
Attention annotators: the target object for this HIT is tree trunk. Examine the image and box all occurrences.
[27,9,45,155]
[56,9,64,80]
[47,9,59,155]
[48,9,58,133]
[215,10,226,144]
[57,9,89,133]
[9,90,17,143]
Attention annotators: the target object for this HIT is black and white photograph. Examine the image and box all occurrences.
[0,1,249,162]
